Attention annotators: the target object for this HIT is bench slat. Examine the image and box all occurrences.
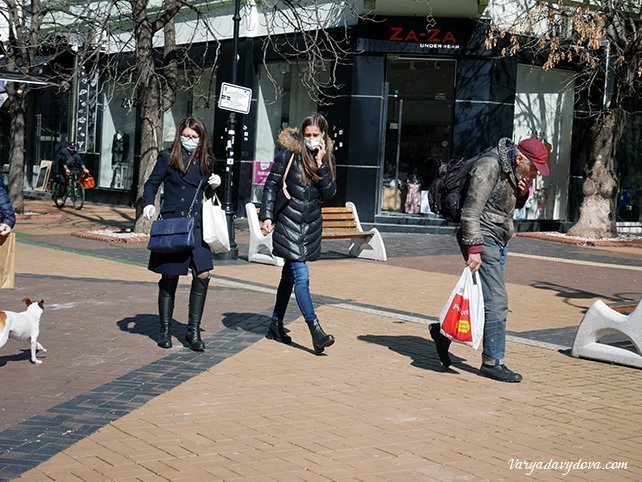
[321,207,353,214]
[323,220,358,227]
[322,213,355,221]
[322,231,372,239]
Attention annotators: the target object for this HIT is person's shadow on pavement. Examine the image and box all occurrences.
[358,334,478,375]
[117,314,188,347]
[220,312,319,355]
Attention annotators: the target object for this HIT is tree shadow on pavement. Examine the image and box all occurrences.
[117,314,188,346]
[531,281,641,311]
[220,312,319,355]
[358,334,479,375]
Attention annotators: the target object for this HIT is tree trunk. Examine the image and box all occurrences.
[133,82,163,234]
[567,110,626,239]
[6,85,26,214]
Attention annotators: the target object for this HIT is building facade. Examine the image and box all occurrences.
[20,0,641,227]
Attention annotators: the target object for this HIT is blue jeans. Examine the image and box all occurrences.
[273,260,317,324]
[459,235,509,365]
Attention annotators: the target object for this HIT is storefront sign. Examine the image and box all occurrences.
[357,16,476,54]
[253,160,273,185]
[75,66,99,153]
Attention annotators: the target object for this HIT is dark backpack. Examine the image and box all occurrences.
[429,149,499,222]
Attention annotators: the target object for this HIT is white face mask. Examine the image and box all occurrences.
[305,138,321,151]
[180,136,199,153]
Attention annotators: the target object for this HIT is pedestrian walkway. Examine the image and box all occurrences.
[0,200,641,480]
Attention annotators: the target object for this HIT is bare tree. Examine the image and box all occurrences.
[1,0,46,213]
[0,0,117,212]
[486,0,641,238]
[256,0,361,105]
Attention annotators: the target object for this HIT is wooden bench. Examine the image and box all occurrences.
[245,201,387,266]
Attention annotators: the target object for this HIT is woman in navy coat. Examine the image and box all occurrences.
[143,116,221,351]
[0,174,16,236]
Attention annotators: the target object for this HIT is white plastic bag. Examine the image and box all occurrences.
[202,194,230,253]
[438,267,485,349]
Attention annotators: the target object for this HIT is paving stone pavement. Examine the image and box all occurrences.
[0,200,640,481]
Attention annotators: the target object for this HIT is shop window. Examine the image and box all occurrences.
[251,61,321,202]
[163,70,216,148]
[99,84,137,190]
[513,65,574,221]
[616,114,642,222]
[382,57,456,214]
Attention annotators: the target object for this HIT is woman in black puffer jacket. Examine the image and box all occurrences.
[260,114,337,354]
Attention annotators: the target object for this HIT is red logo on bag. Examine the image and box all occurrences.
[441,294,473,343]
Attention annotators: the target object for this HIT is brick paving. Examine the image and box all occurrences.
[0,200,640,480]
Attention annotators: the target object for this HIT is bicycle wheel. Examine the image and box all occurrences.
[52,182,67,208]
[70,182,85,210]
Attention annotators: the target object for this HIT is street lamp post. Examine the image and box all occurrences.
[217,0,241,260]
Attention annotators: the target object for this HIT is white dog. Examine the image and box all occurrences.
[0,298,46,364]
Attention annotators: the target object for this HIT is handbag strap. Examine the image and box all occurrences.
[282,153,295,200]
[159,178,204,219]
[186,178,205,217]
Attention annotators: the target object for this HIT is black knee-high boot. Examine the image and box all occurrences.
[158,277,179,348]
[307,319,334,354]
[186,277,209,351]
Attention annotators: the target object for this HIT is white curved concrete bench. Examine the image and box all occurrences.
[571,299,642,368]
[246,202,387,265]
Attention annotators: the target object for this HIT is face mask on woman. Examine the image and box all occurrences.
[305,138,321,151]
[180,136,200,153]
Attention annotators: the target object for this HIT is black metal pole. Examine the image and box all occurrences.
[217,0,241,260]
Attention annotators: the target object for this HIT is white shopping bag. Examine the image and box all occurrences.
[438,267,485,349]
[202,194,231,253]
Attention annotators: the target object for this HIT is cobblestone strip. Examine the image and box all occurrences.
[0,321,265,480]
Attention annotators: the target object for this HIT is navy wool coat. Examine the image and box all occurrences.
[143,149,214,276]
[0,175,16,228]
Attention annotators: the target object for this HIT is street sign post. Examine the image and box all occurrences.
[217,82,252,115]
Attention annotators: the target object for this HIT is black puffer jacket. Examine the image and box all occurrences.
[260,128,336,262]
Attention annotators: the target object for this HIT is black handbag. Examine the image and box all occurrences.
[147,180,203,253]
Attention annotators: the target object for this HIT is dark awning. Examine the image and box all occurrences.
[0,69,48,86]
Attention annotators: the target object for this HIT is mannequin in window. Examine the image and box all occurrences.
[110,131,128,188]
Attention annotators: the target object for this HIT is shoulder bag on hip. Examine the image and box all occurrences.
[147,179,203,253]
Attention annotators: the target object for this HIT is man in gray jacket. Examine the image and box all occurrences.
[431,137,551,382]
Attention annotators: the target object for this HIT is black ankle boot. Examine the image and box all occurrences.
[186,277,209,351]
[307,320,334,354]
[158,277,178,348]
[266,319,292,344]
[429,323,452,368]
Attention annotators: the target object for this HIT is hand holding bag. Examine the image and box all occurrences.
[79,172,96,189]
[439,267,485,349]
[202,194,231,253]
[147,180,203,253]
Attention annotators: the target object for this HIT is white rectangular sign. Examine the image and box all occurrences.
[218,82,252,115]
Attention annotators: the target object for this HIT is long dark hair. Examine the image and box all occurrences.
[169,116,213,175]
[297,114,335,184]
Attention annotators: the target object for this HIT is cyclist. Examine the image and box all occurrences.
[56,142,89,183]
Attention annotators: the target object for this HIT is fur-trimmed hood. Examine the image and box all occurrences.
[276,127,334,154]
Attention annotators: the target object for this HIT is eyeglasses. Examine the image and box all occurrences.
[181,134,200,140]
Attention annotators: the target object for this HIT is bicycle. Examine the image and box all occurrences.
[51,171,85,210]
